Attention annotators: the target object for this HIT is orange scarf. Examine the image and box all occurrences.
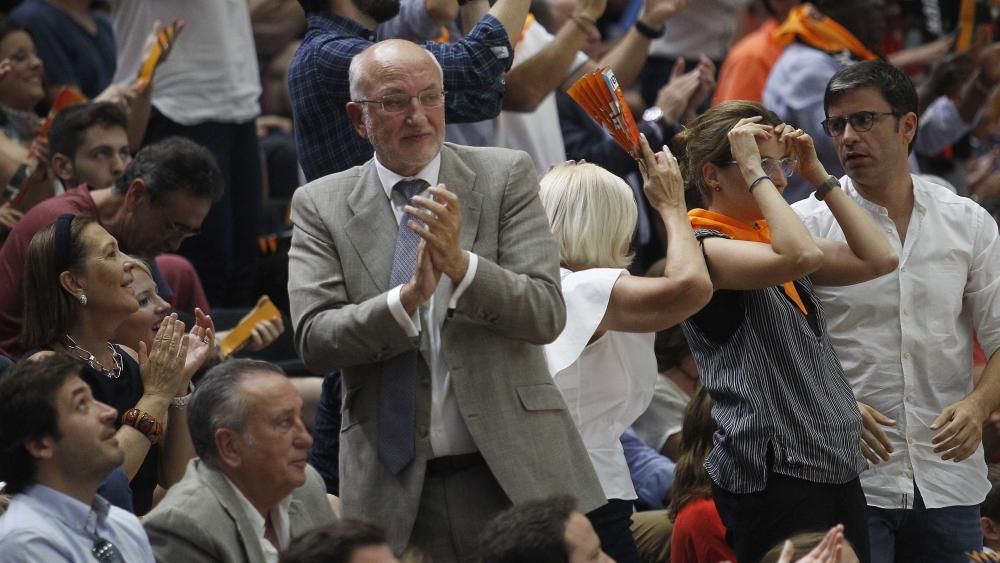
[689,208,808,316]
[773,4,879,62]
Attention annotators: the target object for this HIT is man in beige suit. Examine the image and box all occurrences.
[288,39,604,562]
[143,360,337,562]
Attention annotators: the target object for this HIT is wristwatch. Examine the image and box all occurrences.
[815,175,840,201]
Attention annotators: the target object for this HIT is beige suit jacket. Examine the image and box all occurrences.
[143,460,336,563]
[288,143,604,552]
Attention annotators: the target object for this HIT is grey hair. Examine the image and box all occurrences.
[187,359,286,467]
[348,41,443,101]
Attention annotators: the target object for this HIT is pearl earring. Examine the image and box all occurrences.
[78,294,88,306]
[713,186,722,192]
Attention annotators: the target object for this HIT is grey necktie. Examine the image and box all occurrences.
[378,178,429,474]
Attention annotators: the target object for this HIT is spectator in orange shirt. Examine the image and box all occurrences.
[711,0,799,105]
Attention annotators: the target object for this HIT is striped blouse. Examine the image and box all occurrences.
[682,229,866,494]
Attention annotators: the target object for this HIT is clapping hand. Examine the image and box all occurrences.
[139,313,188,399]
[182,307,216,380]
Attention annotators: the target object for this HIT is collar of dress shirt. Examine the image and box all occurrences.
[222,475,292,551]
[375,153,442,202]
[842,174,928,217]
[306,12,376,41]
[23,483,110,538]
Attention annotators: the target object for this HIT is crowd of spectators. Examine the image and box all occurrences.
[1,0,1000,562]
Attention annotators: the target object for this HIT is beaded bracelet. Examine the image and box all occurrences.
[121,408,163,445]
[748,175,771,193]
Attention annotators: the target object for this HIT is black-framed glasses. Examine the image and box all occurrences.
[354,89,447,113]
[162,214,201,239]
[821,111,901,137]
[92,537,125,563]
[724,157,798,180]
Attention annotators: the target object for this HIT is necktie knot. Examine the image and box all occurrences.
[393,179,428,201]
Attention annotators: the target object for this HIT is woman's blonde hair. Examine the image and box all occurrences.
[539,162,637,269]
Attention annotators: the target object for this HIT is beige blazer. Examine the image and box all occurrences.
[143,460,336,563]
[288,143,605,552]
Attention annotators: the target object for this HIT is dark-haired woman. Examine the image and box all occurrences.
[22,214,213,514]
[673,101,898,563]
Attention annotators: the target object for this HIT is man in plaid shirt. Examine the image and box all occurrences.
[291,0,527,181]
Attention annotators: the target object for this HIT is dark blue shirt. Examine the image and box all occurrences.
[289,12,513,181]
[11,0,117,99]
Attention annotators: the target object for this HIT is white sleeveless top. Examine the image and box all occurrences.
[544,268,657,501]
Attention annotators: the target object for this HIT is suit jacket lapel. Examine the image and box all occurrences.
[197,461,268,563]
[345,161,396,293]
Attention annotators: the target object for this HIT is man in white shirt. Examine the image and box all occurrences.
[142,359,337,563]
[0,356,155,563]
[793,60,1000,562]
[287,39,603,562]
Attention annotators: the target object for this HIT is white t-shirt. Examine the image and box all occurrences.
[544,268,657,501]
[495,20,589,176]
[109,0,261,125]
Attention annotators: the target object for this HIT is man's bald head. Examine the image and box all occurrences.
[345,39,448,176]
[348,39,443,101]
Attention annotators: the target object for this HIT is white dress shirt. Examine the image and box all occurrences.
[223,476,292,563]
[793,174,1000,509]
[378,154,480,457]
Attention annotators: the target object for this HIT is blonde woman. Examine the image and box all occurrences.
[538,136,712,563]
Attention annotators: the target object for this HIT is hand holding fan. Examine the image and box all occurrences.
[567,67,642,159]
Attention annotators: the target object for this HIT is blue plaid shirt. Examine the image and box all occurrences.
[289,13,513,181]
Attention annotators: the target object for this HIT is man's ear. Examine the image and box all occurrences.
[50,153,75,183]
[23,435,57,462]
[983,516,1000,541]
[346,102,370,140]
[122,178,148,212]
[215,428,243,470]
[900,112,918,145]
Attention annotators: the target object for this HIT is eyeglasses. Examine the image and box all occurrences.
[354,89,447,113]
[92,537,125,563]
[162,214,200,239]
[724,157,798,180]
[821,111,901,137]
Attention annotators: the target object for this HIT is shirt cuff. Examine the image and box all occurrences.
[449,252,478,310]
[387,285,421,337]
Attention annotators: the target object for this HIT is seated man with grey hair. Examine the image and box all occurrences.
[143,359,336,563]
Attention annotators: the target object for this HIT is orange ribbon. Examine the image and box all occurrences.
[773,3,879,62]
[689,208,809,316]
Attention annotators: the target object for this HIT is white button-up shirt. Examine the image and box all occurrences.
[793,174,1000,509]
[223,476,291,563]
[378,154,480,458]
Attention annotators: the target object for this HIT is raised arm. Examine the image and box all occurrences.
[701,117,825,290]
[486,0,533,47]
[776,124,898,286]
[582,0,687,89]
[598,135,711,333]
[501,0,606,112]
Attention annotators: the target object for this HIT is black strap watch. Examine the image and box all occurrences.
[815,175,840,201]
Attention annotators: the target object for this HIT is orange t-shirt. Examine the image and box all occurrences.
[712,18,784,105]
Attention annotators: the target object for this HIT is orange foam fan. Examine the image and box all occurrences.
[567,67,641,159]
[136,19,183,89]
[32,86,87,157]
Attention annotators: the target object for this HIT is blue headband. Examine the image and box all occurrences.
[53,213,76,273]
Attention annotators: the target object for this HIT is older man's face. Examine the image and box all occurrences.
[356,53,446,177]
[236,372,313,495]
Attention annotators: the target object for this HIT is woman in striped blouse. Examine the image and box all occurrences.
[673,101,898,563]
